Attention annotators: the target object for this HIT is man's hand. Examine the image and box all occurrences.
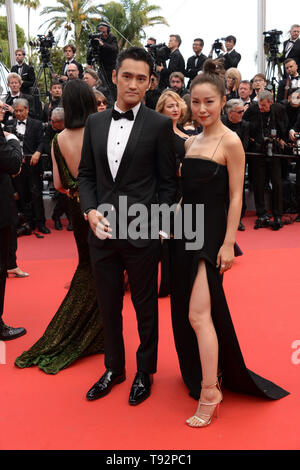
[96,38,104,47]
[289,129,296,141]
[3,103,13,114]
[30,151,41,166]
[87,209,112,240]
[156,64,163,72]
[60,75,68,82]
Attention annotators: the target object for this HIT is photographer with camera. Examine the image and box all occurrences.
[156,34,185,91]
[244,90,289,230]
[185,38,207,89]
[11,49,36,95]
[209,35,241,70]
[282,24,300,71]
[288,92,300,221]
[86,22,118,96]
[57,44,83,83]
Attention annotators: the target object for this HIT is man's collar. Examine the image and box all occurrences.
[114,102,141,119]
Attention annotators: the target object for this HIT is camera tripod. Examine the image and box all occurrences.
[265,53,283,97]
[32,59,55,98]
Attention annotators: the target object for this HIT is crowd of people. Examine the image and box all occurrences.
[0,22,294,428]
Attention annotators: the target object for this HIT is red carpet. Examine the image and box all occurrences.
[1,215,299,450]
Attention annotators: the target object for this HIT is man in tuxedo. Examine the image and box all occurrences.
[220,35,241,70]
[11,49,36,95]
[0,122,26,341]
[3,73,35,123]
[4,99,49,235]
[277,59,300,102]
[78,47,177,405]
[185,38,207,89]
[238,80,253,109]
[157,34,185,91]
[282,24,300,72]
[244,91,288,230]
[57,44,83,83]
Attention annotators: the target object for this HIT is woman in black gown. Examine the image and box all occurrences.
[170,60,289,428]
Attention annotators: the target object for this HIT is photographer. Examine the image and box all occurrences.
[185,38,207,89]
[0,124,26,341]
[145,71,161,109]
[222,36,241,69]
[58,44,83,82]
[86,22,118,92]
[288,94,300,221]
[157,34,185,91]
[244,91,289,230]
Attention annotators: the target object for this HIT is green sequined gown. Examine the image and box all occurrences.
[15,134,104,374]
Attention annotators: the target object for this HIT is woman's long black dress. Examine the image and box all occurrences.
[170,156,289,400]
[15,135,104,374]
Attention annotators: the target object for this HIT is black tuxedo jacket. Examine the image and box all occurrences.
[4,92,35,123]
[4,117,44,156]
[11,63,36,94]
[222,50,241,70]
[0,128,22,229]
[60,59,84,79]
[185,53,207,88]
[78,104,177,247]
[243,102,289,143]
[282,38,300,69]
[159,49,185,90]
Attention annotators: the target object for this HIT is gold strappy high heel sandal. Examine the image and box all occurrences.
[186,380,223,428]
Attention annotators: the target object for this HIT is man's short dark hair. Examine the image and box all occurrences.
[225,35,237,45]
[50,80,63,89]
[284,58,297,66]
[194,38,204,46]
[240,80,252,89]
[170,34,182,47]
[148,37,156,44]
[115,47,154,76]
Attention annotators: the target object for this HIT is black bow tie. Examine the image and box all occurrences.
[112,109,134,121]
[18,121,25,125]
[291,76,300,80]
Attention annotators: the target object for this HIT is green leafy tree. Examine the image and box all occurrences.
[99,0,168,49]
[0,16,26,68]
[40,0,99,57]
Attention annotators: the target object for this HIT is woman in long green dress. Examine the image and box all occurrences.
[15,80,104,374]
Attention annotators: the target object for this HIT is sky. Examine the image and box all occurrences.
[1,0,299,81]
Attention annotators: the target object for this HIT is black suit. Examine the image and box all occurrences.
[159,49,185,91]
[0,128,22,321]
[277,76,300,102]
[244,102,288,217]
[4,117,46,228]
[78,104,177,374]
[4,92,35,123]
[11,63,36,94]
[60,59,84,79]
[185,53,207,88]
[282,38,300,70]
[222,49,241,70]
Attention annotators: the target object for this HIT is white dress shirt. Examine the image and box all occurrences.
[107,102,141,181]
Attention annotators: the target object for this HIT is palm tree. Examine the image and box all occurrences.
[40,0,99,55]
[98,0,168,49]
[18,0,40,43]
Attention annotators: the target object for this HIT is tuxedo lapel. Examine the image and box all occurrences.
[114,104,147,185]
[95,109,115,185]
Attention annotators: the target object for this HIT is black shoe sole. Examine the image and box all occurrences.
[86,375,126,401]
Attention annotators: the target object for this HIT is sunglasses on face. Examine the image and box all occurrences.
[97,100,107,106]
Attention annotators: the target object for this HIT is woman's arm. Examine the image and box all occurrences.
[217,133,245,274]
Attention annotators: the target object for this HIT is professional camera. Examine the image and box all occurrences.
[292,133,300,156]
[145,43,170,66]
[29,31,55,64]
[263,29,282,56]
[212,38,226,55]
[264,129,278,157]
[88,31,103,48]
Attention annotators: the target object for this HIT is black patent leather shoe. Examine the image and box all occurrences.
[37,225,51,234]
[238,221,245,231]
[295,214,300,222]
[0,324,26,341]
[129,372,152,406]
[86,369,126,401]
[254,215,270,229]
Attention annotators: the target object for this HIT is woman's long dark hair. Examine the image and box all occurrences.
[62,79,97,129]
